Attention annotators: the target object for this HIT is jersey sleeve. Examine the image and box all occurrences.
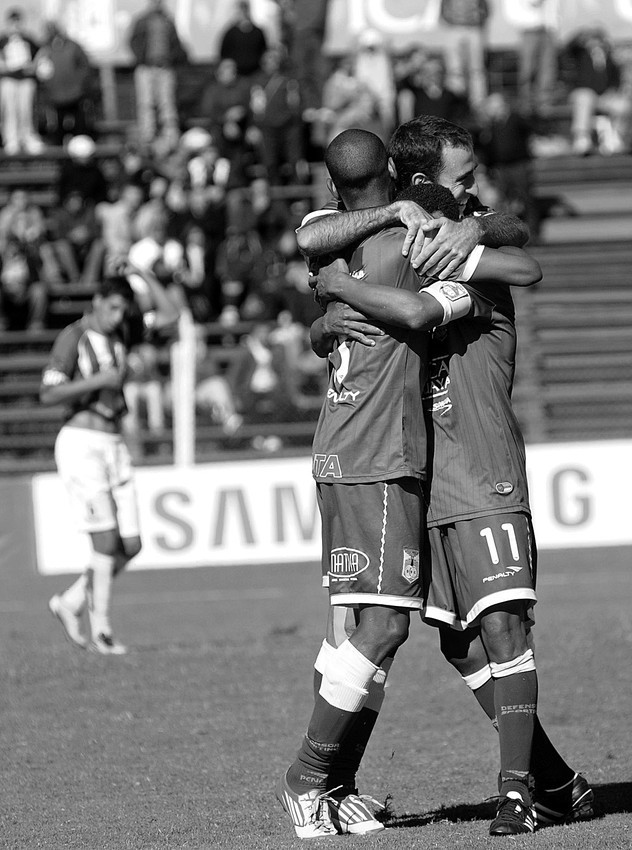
[41,326,79,388]
[355,228,419,293]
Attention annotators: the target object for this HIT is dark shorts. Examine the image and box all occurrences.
[422,511,537,629]
[317,478,426,610]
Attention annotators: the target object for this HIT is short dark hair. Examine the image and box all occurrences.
[396,182,460,222]
[388,115,473,192]
[325,129,389,198]
[98,275,134,302]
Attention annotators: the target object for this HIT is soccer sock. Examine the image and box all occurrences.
[491,650,538,803]
[530,717,575,791]
[288,640,378,792]
[328,656,393,792]
[60,573,88,615]
[87,552,116,637]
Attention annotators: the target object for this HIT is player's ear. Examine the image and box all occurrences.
[326,177,340,200]
[387,157,397,180]
[411,171,431,185]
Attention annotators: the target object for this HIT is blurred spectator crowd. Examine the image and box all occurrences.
[0,0,631,445]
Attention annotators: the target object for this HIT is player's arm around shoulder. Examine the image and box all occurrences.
[471,245,542,287]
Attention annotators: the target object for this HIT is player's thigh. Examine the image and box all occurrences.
[55,427,117,533]
[318,478,425,610]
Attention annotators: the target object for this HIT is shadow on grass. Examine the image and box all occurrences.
[381,782,632,831]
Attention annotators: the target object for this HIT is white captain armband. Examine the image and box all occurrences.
[456,244,485,282]
[423,280,472,326]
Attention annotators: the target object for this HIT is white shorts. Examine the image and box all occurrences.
[55,425,140,538]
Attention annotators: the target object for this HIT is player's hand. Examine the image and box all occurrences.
[323,302,383,347]
[311,257,350,304]
[392,200,434,262]
[413,216,483,278]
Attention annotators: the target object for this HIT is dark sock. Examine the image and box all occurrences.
[328,707,380,792]
[530,717,575,791]
[494,670,538,803]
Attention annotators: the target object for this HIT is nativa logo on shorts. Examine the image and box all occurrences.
[495,481,514,495]
[328,548,370,581]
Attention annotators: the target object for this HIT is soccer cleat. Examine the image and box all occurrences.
[327,790,385,834]
[89,633,128,656]
[48,595,88,649]
[490,795,537,835]
[534,773,594,826]
[276,770,338,839]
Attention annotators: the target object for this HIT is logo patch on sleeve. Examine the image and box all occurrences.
[401,548,420,583]
[495,481,514,495]
[328,548,370,582]
[439,281,469,301]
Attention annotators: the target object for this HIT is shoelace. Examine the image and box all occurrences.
[309,785,344,824]
[351,793,385,812]
[494,797,531,823]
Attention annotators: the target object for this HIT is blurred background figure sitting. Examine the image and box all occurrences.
[0,236,47,330]
[192,327,242,436]
[0,6,43,155]
[48,189,101,284]
[562,26,631,155]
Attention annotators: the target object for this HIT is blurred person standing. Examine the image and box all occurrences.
[354,29,397,142]
[219,0,268,80]
[397,49,472,128]
[440,0,489,109]
[288,0,329,119]
[250,46,305,184]
[511,0,560,115]
[128,0,188,153]
[478,92,540,240]
[0,7,42,155]
[35,21,95,146]
[42,268,178,654]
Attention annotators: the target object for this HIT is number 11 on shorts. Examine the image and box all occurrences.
[480,523,520,565]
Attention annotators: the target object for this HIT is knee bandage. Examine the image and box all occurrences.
[490,649,536,679]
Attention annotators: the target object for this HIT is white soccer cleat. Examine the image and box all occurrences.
[328,791,386,834]
[276,770,338,839]
[89,633,128,656]
[48,595,88,649]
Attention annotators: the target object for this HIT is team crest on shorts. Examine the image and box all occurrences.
[401,548,420,583]
[328,548,370,582]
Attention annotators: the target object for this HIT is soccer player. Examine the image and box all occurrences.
[276,129,482,839]
[296,114,530,282]
[41,266,178,655]
[311,177,593,835]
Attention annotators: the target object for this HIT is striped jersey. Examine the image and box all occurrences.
[312,226,429,484]
[424,281,531,525]
[41,315,140,424]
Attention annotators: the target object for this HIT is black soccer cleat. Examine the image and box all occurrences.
[490,795,537,836]
[533,773,594,826]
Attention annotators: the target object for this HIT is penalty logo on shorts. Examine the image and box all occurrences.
[401,548,420,583]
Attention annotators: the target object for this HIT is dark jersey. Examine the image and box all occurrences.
[312,227,429,484]
[41,312,144,424]
[424,282,531,525]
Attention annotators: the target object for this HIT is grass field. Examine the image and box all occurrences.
[2,546,632,849]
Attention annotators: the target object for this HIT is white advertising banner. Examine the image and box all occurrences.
[32,441,632,575]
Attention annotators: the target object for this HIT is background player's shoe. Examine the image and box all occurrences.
[89,633,128,655]
[489,794,537,835]
[276,770,337,839]
[48,595,88,649]
[327,790,385,834]
[534,773,594,826]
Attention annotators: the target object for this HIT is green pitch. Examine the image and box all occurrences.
[2,548,631,849]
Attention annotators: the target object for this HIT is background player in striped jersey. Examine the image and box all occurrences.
[276,129,486,839]
[310,174,593,834]
[41,267,178,655]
